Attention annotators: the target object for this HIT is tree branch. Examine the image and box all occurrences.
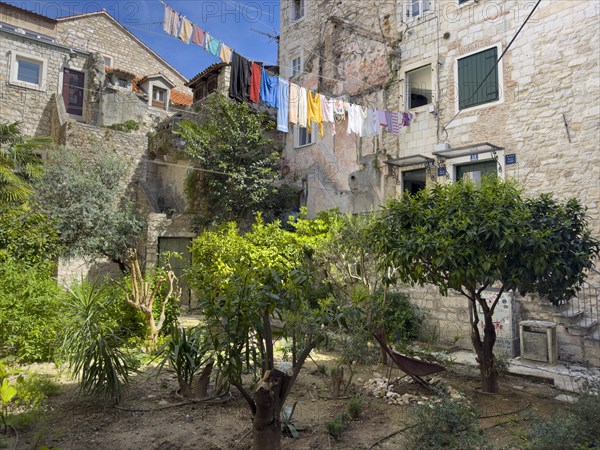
[231,379,256,416]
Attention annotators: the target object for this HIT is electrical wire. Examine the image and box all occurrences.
[441,0,543,136]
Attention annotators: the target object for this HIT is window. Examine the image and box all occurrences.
[403,169,426,194]
[456,160,497,183]
[292,0,304,21]
[117,78,128,88]
[293,125,315,148]
[458,47,499,109]
[152,86,167,109]
[291,57,301,77]
[153,87,166,102]
[407,0,430,18]
[406,65,432,109]
[103,55,113,66]
[9,52,47,90]
[458,0,471,4]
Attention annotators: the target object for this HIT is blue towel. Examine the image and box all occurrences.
[277,78,289,132]
[260,68,279,108]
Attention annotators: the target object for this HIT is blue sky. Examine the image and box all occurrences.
[6,0,280,79]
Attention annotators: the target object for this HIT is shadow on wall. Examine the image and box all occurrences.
[348,154,382,213]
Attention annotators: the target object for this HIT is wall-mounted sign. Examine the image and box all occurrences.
[437,167,447,177]
[470,153,479,161]
[505,153,517,165]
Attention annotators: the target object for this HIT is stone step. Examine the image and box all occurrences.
[554,307,584,320]
[566,317,598,336]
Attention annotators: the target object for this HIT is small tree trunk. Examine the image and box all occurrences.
[469,298,499,393]
[191,362,214,399]
[330,367,344,397]
[252,369,285,450]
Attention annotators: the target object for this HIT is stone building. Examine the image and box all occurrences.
[0,2,196,291]
[279,0,600,365]
[0,2,192,136]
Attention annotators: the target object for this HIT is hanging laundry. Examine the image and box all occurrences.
[321,96,334,123]
[260,68,279,108]
[298,87,308,128]
[229,52,252,102]
[387,111,400,134]
[249,62,262,103]
[178,17,193,44]
[205,34,222,57]
[277,78,290,133]
[347,103,365,137]
[307,91,323,137]
[377,110,388,128]
[321,96,335,135]
[333,98,346,123]
[163,5,181,37]
[191,25,205,46]
[219,44,233,63]
[401,112,414,127]
[289,83,299,124]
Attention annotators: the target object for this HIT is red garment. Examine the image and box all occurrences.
[249,63,262,103]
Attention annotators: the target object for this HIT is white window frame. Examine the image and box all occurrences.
[291,0,305,22]
[9,51,48,91]
[293,125,316,148]
[406,0,430,19]
[102,54,113,67]
[454,43,504,114]
[58,63,87,120]
[153,86,166,102]
[291,56,302,77]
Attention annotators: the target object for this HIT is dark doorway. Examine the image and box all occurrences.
[403,168,426,194]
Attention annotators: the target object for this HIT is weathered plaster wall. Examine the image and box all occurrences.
[279,0,401,215]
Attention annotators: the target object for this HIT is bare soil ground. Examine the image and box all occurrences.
[10,350,570,450]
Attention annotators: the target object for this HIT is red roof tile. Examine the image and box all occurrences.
[170,90,193,106]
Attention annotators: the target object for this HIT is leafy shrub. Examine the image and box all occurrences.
[0,363,55,432]
[59,281,139,403]
[347,397,362,419]
[106,120,139,132]
[410,393,486,450]
[325,412,350,439]
[156,326,214,399]
[0,259,62,362]
[524,378,600,449]
[383,291,422,344]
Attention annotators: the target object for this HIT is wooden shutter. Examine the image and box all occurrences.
[458,47,499,109]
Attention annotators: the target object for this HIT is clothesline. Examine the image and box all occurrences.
[159,1,415,138]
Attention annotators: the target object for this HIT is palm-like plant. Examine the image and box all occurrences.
[0,122,50,204]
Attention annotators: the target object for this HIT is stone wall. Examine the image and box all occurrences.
[279,1,600,365]
[279,0,402,215]
[55,13,189,91]
[0,30,87,136]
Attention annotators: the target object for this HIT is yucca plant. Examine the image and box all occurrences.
[157,325,215,399]
[0,121,49,205]
[59,281,138,403]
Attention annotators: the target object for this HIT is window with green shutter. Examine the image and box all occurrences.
[458,47,499,109]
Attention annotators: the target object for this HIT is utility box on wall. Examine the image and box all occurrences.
[519,320,558,365]
[478,290,519,358]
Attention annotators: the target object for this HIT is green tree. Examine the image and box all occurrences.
[370,177,599,393]
[0,122,49,205]
[0,204,60,267]
[34,146,144,271]
[188,215,329,450]
[177,93,297,228]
